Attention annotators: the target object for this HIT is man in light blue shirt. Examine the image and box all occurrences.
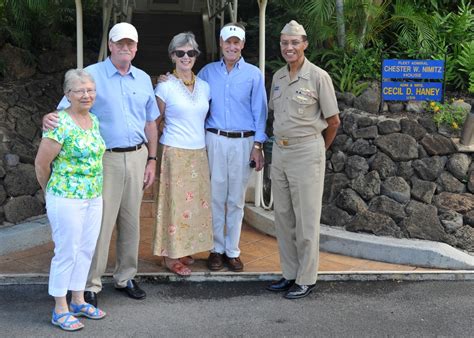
[44,23,159,306]
[198,23,268,272]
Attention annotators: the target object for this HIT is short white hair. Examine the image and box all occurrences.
[63,69,95,93]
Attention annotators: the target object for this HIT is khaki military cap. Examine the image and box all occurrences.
[280,20,307,36]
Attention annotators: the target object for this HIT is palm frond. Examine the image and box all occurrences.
[302,0,335,23]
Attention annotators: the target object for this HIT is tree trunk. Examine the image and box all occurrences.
[358,10,369,50]
[335,0,345,48]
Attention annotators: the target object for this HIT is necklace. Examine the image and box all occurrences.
[173,69,196,86]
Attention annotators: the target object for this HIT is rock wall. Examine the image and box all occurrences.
[322,107,474,252]
[0,75,63,226]
[0,40,99,226]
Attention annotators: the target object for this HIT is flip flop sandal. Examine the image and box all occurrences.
[70,303,106,320]
[179,256,195,265]
[51,311,84,331]
[168,261,192,276]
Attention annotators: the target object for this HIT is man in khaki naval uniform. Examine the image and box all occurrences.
[266,20,340,299]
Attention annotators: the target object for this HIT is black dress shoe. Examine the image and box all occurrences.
[266,278,296,292]
[284,283,316,299]
[84,291,98,307]
[115,279,146,300]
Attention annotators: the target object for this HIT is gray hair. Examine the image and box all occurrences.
[63,69,95,93]
[168,32,200,59]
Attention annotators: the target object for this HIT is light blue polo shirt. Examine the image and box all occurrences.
[58,57,160,149]
[197,57,268,143]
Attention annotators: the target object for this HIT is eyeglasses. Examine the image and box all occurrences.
[280,40,304,47]
[112,41,137,49]
[173,50,199,58]
[69,89,96,96]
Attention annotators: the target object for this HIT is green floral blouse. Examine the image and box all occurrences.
[43,110,106,199]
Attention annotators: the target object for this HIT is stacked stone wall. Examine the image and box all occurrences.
[0,75,62,225]
[323,107,474,252]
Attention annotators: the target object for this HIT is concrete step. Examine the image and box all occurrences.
[244,204,474,270]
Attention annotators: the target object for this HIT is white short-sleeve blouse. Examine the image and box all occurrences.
[154,75,210,149]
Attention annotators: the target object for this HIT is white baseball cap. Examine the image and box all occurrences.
[220,25,245,41]
[109,22,138,42]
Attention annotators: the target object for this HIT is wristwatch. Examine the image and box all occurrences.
[147,156,157,161]
[253,142,263,150]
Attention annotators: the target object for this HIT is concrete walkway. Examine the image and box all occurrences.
[1,205,473,285]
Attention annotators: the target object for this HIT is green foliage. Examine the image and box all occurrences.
[426,100,468,130]
[312,48,380,95]
[389,0,438,53]
[265,59,286,74]
[0,0,101,52]
[458,41,474,94]
[264,0,474,95]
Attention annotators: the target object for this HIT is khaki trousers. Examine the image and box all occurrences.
[86,146,148,292]
[205,131,253,258]
[271,135,325,285]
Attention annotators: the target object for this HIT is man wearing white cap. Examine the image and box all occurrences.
[266,20,340,299]
[43,22,160,305]
[198,23,268,272]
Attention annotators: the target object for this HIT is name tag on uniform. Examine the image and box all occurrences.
[273,86,282,99]
[296,87,317,99]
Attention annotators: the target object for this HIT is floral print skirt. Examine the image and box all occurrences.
[152,144,213,258]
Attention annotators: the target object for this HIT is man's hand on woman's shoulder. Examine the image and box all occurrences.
[42,111,60,131]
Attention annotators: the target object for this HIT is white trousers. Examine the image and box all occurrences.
[46,193,102,297]
[205,131,253,258]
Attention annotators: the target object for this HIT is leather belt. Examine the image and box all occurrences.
[275,134,319,147]
[106,143,143,152]
[207,128,255,138]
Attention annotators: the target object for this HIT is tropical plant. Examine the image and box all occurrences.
[314,47,383,95]
[0,0,101,52]
[265,0,474,94]
[457,41,474,94]
[426,100,468,130]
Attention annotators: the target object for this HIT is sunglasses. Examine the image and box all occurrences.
[173,50,199,58]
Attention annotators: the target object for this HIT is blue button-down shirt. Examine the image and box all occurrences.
[197,57,268,143]
[58,58,160,149]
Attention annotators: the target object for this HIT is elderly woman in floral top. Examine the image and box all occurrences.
[35,69,106,331]
[153,32,213,275]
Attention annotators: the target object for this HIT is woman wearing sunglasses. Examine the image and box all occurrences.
[152,32,213,275]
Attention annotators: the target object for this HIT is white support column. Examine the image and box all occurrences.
[75,0,84,68]
[254,0,268,208]
[231,0,238,22]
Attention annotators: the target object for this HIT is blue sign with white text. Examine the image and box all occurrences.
[382,82,443,101]
[382,59,444,79]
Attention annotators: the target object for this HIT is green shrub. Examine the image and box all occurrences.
[425,100,468,130]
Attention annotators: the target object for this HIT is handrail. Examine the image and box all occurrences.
[255,0,272,209]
